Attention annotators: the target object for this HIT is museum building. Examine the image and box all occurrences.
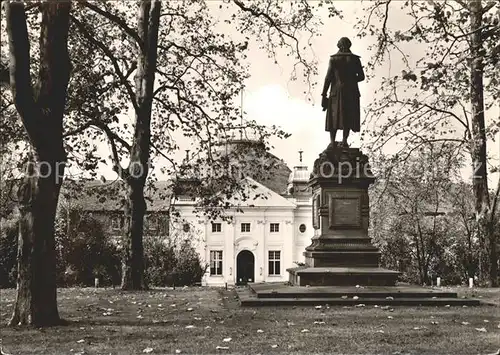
[73,135,313,286]
[171,137,313,286]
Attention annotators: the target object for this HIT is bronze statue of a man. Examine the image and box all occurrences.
[321,37,365,147]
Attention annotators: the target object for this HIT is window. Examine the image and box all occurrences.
[299,224,306,233]
[241,223,251,233]
[210,250,223,276]
[212,222,222,233]
[111,216,122,231]
[270,223,280,233]
[146,215,158,231]
[268,251,281,275]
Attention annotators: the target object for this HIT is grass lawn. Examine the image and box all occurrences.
[0,286,499,354]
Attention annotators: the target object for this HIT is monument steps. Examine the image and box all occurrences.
[255,291,458,299]
[236,283,482,307]
[239,296,481,307]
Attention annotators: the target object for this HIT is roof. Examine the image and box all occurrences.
[62,180,172,212]
[214,139,292,194]
[218,176,297,209]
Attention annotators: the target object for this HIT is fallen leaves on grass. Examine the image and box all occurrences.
[257,329,264,333]
[301,329,310,333]
[271,345,278,348]
[222,338,232,342]
[185,325,195,329]
[475,327,487,332]
[216,346,229,350]
[142,348,154,353]
[314,321,325,325]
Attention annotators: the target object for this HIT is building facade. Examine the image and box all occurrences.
[172,174,312,286]
[72,139,313,286]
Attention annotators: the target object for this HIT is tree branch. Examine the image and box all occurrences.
[70,15,139,113]
[489,175,500,225]
[78,0,143,50]
[4,2,39,145]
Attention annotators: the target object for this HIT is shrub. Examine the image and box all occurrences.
[144,236,176,287]
[55,212,121,287]
[144,236,207,287]
[0,218,18,288]
[173,240,207,286]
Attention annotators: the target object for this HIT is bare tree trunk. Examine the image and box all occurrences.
[121,178,147,290]
[120,0,161,290]
[6,1,71,326]
[469,1,491,285]
[11,159,65,326]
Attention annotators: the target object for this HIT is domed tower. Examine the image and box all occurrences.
[287,150,311,198]
[214,125,291,195]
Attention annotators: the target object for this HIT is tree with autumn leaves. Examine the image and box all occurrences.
[2,0,499,328]
[356,0,500,286]
[2,0,320,326]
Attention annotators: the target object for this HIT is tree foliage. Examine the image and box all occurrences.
[370,143,479,285]
[357,0,500,285]
[59,0,322,290]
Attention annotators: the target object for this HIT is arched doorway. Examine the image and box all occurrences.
[236,250,255,285]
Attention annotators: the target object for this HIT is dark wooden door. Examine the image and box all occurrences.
[236,250,255,285]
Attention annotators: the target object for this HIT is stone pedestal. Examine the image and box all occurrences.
[287,145,399,286]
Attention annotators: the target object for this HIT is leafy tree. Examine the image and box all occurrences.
[446,182,481,281]
[3,1,72,326]
[356,0,500,285]
[64,0,320,290]
[370,144,464,284]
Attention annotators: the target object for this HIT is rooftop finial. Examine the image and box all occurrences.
[298,149,303,163]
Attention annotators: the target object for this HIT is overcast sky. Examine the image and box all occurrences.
[88,1,498,186]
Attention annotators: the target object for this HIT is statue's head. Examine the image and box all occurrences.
[337,37,352,51]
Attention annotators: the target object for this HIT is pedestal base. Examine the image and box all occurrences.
[287,266,400,286]
[291,145,401,287]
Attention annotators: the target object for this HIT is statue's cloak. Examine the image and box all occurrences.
[323,52,365,133]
